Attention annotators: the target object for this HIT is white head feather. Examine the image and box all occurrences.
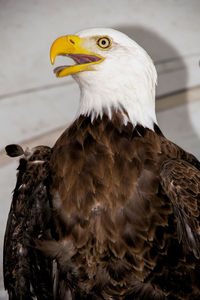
[73,28,157,130]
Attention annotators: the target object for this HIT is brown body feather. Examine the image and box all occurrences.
[4,145,54,299]
[44,112,200,300]
[4,113,200,299]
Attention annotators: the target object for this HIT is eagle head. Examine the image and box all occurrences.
[50,28,157,129]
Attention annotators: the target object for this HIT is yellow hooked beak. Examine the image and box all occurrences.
[50,35,104,77]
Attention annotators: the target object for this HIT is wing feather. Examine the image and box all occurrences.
[3,145,54,299]
[159,158,200,258]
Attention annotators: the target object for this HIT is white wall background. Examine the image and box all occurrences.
[0,0,200,298]
[0,0,200,147]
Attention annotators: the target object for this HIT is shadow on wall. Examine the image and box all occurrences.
[115,25,200,150]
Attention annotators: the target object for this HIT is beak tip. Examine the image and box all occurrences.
[50,55,55,65]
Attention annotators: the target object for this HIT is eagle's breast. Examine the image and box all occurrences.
[49,113,174,295]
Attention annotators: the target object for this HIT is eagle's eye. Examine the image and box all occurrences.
[97,37,111,49]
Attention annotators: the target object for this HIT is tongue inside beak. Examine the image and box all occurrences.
[53,54,102,76]
[68,53,102,64]
[53,65,68,74]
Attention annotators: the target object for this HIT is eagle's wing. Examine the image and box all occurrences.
[3,144,54,299]
[159,158,200,258]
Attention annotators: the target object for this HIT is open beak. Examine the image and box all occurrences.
[50,35,103,77]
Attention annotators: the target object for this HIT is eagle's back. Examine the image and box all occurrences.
[49,113,200,300]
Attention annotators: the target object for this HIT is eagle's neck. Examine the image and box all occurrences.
[77,88,157,130]
[74,51,157,131]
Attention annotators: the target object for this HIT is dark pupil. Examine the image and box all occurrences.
[101,39,107,45]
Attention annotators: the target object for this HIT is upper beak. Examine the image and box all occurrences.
[50,35,103,77]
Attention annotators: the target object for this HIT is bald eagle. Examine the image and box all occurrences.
[4,28,200,300]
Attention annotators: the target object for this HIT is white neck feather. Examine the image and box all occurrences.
[73,33,157,130]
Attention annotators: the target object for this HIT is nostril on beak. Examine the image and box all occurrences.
[70,39,75,45]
